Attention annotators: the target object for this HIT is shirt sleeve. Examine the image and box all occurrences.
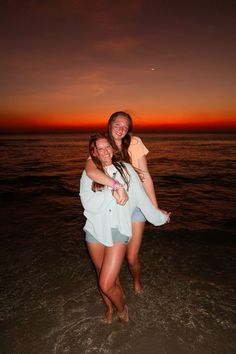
[125,164,168,226]
[128,136,149,168]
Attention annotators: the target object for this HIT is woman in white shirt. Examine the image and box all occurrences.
[80,134,170,324]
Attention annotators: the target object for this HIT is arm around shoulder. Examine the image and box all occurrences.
[85,159,129,204]
[85,158,113,187]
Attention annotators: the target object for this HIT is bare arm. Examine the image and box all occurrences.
[136,155,159,208]
[85,158,114,187]
[85,158,128,205]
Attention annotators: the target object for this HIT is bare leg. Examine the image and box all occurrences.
[126,221,145,294]
[99,243,129,321]
[87,242,114,323]
[116,276,125,299]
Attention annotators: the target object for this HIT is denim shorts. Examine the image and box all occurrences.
[85,228,129,244]
[131,207,146,222]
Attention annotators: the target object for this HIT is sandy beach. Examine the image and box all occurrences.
[1,225,236,354]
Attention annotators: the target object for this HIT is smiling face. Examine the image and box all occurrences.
[93,138,113,166]
[111,116,130,142]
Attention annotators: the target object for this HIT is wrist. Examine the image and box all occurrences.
[112,179,121,191]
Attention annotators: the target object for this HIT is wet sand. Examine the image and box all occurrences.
[1,225,236,354]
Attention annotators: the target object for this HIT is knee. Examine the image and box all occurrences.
[99,278,112,296]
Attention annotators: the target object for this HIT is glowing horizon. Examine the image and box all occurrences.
[1,111,235,133]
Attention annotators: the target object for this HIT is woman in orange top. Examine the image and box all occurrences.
[85,111,168,294]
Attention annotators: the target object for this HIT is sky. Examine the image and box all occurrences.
[0,0,236,133]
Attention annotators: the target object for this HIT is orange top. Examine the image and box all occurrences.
[128,136,149,168]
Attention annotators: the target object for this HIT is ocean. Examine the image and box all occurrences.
[1,133,236,354]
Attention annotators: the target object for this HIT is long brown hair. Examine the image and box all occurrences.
[89,133,130,192]
[107,111,132,163]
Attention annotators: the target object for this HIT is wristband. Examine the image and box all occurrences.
[112,179,121,191]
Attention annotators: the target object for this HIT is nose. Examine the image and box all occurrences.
[117,125,126,132]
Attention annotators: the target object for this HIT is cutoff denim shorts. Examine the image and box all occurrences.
[131,207,146,222]
[85,228,129,244]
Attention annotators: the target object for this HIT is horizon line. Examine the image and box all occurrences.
[1,124,236,134]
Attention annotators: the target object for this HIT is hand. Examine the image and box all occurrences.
[112,187,129,205]
[158,208,171,223]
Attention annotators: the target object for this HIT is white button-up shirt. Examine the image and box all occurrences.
[79,163,168,246]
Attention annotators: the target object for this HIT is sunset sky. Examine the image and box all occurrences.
[0,0,236,132]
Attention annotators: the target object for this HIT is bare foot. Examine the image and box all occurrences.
[134,282,143,295]
[118,305,129,323]
[101,310,113,325]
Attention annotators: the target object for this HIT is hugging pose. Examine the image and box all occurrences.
[79,112,170,323]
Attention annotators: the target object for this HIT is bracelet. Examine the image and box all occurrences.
[112,179,121,191]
